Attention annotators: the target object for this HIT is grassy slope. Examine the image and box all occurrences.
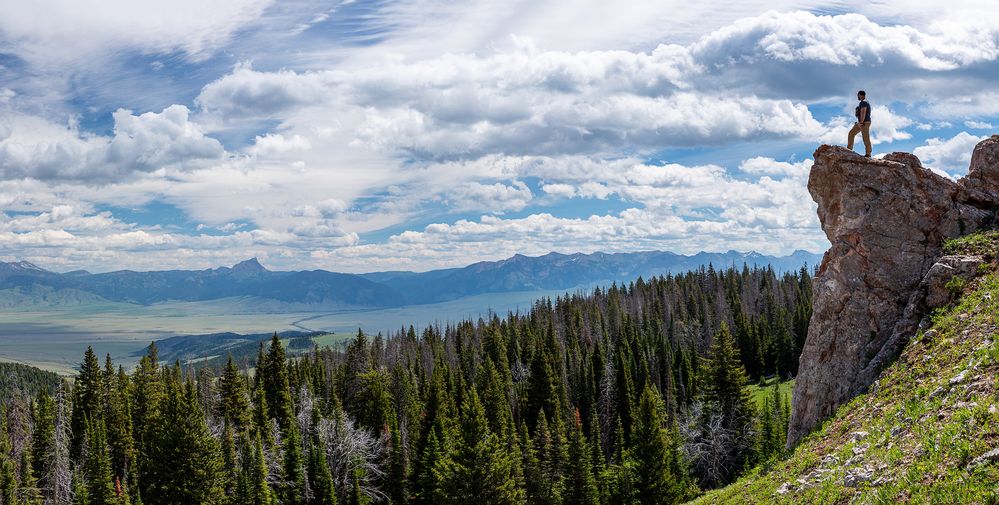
[691,232,999,504]
[746,378,794,410]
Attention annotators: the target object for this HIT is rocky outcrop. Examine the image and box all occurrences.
[787,135,999,447]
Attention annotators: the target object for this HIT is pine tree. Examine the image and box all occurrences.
[30,387,55,488]
[245,436,277,505]
[433,389,523,504]
[411,430,442,505]
[632,385,686,505]
[261,336,294,432]
[83,419,117,505]
[72,347,102,459]
[105,366,136,496]
[306,419,337,505]
[565,410,599,505]
[386,426,407,505]
[282,423,306,505]
[347,470,366,505]
[141,369,225,505]
[71,469,89,505]
[606,416,634,505]
[220,356,253,435]
[696,324,756,486]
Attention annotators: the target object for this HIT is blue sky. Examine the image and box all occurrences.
[1,0,997,273]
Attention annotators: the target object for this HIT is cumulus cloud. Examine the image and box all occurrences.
[739,157,811,177]
[688,10,999,100]
[818,105,914,146]
[913,132,986,175]
[0,105,224,182]
[444,181,533,213]
[198,58,825,158]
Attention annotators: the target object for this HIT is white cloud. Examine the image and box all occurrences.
[250,133,313,155]
[0,105,224,181]
[444,180,533,213]
[198,57,825,158]
[965,120,995,129]
[739,157,811,177]
[818,105,913,146]
[0,0,274,66]
[913,132,986,175]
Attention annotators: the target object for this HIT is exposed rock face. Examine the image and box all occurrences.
[787,136,999,447]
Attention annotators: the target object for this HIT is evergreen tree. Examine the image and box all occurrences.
[282,424,306,505]
[433,390,523,504]
[244,436,277,505]
[140,370,225,505]
[83,419,116,505]
[71,470,89,505]
[19,450,44,504]
[220,356,252,435]
[307,427,337,505]
[30,388,55,488]
[411,430,442,505]
[565,410,599,505]
[71,347,102,459]
[631,386,686,505]
[261,336,294,432]
[694,324,755,486]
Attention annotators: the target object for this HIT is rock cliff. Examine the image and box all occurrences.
[787,135,999,447]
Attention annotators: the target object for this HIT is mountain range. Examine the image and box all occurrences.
[0,249,822,309]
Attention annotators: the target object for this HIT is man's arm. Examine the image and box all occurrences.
[858,106,868,124]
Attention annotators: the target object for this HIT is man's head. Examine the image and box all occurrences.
[857,90,866,100]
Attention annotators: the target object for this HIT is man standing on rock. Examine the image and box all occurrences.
[847,90,872,157]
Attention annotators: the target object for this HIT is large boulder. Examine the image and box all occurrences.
[787,136,999,447]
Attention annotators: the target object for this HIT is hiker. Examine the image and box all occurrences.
[847,90,872,157]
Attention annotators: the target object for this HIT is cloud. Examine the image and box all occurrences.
[0,105,224,182]
[739,157,811,177]
[817,105,914,146]
[4,7,999,272]
[913,132,986,175]
[965,120,995,129]
[198,57,826,159]
[687,10,999,101]
[0,0,274,66]
[444,180,533,213]
[250,133,312,155]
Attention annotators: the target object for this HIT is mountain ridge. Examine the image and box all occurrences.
[0,248,821,308]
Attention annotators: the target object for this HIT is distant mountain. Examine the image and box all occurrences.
[363,249,823,304]
[0,257,405,307]
[1,249,821,309]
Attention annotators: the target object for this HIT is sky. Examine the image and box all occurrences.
[1,0,998,273]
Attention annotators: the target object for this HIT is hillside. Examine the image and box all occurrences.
[691,231,999,503]
[0,361,61,400]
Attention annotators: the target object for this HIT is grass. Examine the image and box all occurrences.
[311,333,352,348]
[689,238,999,504]
[943,230,999,258]
[746,377,794,409]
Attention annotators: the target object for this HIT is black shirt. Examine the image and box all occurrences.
[855,100,871,122]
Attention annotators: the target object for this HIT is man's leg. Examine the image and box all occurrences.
[861,122,872,156]
[847,123,861,151]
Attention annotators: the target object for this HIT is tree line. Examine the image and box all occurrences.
[0,264,810,504]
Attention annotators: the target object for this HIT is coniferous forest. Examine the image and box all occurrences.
[1,264,811,505]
